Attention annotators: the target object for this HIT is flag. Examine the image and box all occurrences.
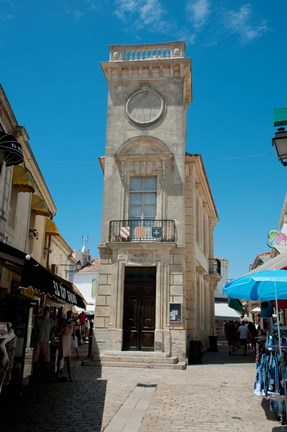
[152,227,162,239]
[135,226,146,238]
[120,226,130,239]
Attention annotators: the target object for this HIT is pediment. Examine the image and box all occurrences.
[116,136,172,158]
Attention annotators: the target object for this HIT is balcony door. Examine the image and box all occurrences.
[123,267,156,351]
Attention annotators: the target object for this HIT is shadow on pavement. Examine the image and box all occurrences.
[201,341,287,432]
[0,334,107,432]
[200,340,256,365]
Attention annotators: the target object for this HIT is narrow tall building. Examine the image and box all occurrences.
[94,42,220,365]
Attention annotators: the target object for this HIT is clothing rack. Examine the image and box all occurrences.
[254,325,287,425]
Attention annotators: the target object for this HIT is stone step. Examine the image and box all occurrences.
[103,350,173,358]
[100,354,179,364]
[81,358,186,370]
[80,350,187,369]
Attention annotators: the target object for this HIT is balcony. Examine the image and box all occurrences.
[109,220,175,243]
[209,258,221,276]
[109,42,185,62]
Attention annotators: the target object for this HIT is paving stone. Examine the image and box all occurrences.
[0,342,286,432]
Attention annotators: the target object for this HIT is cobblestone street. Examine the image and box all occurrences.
[1,341,286,432]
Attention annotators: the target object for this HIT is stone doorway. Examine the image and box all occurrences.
[122,267,156,351]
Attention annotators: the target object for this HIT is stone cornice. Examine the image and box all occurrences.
[101,58,191,82]
[101,58,192,107]
[105,241,176,253]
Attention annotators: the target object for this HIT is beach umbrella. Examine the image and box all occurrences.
[223,269,287,301]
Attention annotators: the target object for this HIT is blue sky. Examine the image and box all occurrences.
[1,0,287,280]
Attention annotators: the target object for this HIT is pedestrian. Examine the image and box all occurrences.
[84,318,90,342]
[79,311,86,340]
[56,310,74,381]
[255,319,261,333]
[238,321,250,356]
[71,329,80,359]
[87,319,94,358]
[225,321,238,355]
[33,306,55,378]
[247,321,258,352]
[74,319,82,345]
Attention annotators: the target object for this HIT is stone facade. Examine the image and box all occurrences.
[0,85,86,393]
[0,85,75,277]
[94,42,219,363]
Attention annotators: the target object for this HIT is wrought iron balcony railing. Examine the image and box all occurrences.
[109,220,175,242]
[209,258,221,276]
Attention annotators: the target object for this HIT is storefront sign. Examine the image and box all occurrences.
[21,259,85,308]
[53,280,77,304]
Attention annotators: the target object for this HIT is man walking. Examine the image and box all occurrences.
[238,321,250,356]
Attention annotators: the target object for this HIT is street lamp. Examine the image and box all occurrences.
[68,260,82,272]
[58,260,82,273]
[272,127,287,166]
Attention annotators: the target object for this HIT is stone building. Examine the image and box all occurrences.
[0,84,85,393]
[94,42,220,366]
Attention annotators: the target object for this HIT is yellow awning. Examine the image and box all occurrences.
[45,219,59,236]
[31,195,51,217]
[12,165,35,193]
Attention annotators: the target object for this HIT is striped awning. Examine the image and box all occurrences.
[45,219,59,236]
[31,194,51,217]
[0,132,23,167]
[12,165,35,193]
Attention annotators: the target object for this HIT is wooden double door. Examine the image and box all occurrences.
[123,267,156,351]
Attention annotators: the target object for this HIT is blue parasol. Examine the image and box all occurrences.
[223,269,287,301]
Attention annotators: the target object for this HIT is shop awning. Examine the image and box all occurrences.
[228,297,244,313]
[0,241,25,270]
[12,165,35,193]
[215,302,242,321]
[248,250,287,274]
[45,219,59,236]
[20,258,86,309]
[0,132,23,167]
[31,194,51,217]
[0,242,86,308]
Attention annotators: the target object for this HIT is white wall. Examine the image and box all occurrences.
[74,271,98,311]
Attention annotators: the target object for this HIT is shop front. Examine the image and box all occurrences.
[0,242,86,397]
[20,257,86,309]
